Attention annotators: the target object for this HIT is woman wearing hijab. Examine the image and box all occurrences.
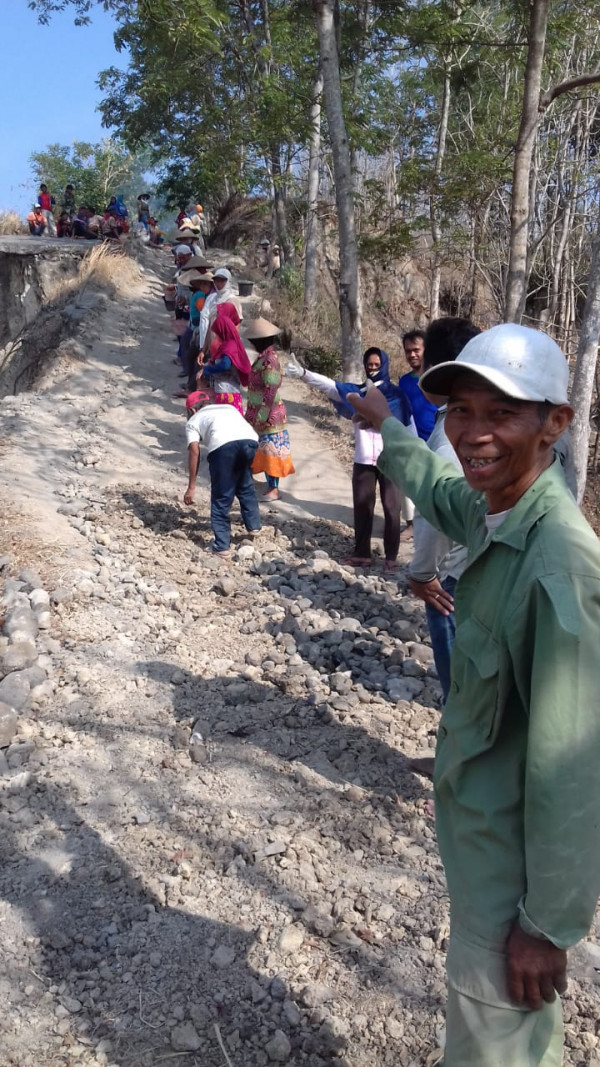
[289,346,414,569]
[245,318,295,501]
[172,272,214,399]
[212,268,243,320]
[200,304,251,413]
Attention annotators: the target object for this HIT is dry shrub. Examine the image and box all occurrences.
[0,211,26,235]
[44,241,143,305]
[78,241,143,295]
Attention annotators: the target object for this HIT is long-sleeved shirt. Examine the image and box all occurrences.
[304,369,384,465]
[303,369,416,465]
[379,417,600,951]
[409,408,468,583]
[398,371,438,440]
[245,348,287,436]
[198,291,218,348]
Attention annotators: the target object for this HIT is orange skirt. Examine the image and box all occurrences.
[252,430,295,479]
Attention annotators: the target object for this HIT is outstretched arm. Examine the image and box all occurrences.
[349,391,478,547]
[302,368,341,402]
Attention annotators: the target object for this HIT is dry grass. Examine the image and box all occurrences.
[44,241,144,305]
[0,211,26,235]
[270,282,412,380]
[78,241,144,293]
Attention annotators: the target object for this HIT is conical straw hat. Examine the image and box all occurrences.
[180,256,213,270]
[185,271,214,287]
[245,317,280,339]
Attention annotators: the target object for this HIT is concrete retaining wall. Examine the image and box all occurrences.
[0,237,87,396]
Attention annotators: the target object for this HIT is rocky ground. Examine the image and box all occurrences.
[0,254,599,1067]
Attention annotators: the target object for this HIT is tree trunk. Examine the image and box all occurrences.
[304,69,323,311]
[349,0,371,187]
[504,0,550,323]
[570,222,600,503]
[429,62,451,321]
[270,149,294,266]
[313,0,362,379]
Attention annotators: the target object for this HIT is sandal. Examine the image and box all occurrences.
[172,389,189,398]
[263,488,280,501]
[340,556,372,568]
[384,560,399,572]
[209,543,231,558]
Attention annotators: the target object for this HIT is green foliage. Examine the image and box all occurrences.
[304,344,342,379]
[95,0,319,209]
[29,138,151,211]
[358,219,417,265]
[26,0,600,325]
[277,264,304,302]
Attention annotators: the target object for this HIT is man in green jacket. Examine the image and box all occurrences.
[350,323,600,1066]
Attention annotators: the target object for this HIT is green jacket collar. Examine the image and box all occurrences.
[486,460,569,552]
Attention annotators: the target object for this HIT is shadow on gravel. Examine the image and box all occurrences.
[140,661,431,807]
[122,489,212,543]
[121,487,376,567]
[0,777,345,1066]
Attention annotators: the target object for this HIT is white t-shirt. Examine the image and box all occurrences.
[485,508,513,533]
[185,404,258,456]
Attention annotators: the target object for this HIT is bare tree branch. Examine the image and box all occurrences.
[540,71,600,110]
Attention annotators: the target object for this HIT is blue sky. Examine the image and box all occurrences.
[0,6,127,214]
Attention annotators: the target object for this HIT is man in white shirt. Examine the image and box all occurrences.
[409,319,481,699]
[183,390,261,556]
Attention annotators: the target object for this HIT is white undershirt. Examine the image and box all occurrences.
[485,508,513,533]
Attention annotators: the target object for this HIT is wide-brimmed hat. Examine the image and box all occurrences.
[178,227,199,239]
[180,256,213,271]
[419,323,570,405]
[245,317,280,339]
[137,193,151,201]
[186,271,214,288]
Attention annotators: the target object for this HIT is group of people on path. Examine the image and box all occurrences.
[164,226,295,555]
[164,225,600,1067]
[27,185,164,244]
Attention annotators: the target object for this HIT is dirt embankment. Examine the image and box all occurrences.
[0,251,599,1067]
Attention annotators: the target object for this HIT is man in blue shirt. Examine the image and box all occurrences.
[399,330,438,441]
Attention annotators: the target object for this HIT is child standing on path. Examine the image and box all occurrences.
[183,390,261,556]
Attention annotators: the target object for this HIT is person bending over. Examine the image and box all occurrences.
[183,389,261,557]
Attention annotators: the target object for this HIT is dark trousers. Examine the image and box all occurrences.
[178,326,193,374]
[208,440,261,551]
[186,330,200,391]
[425,575,457,702]
[72,220,97,239]
[352,462,402,561]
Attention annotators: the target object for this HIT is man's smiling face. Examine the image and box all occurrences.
[444,373,571,512]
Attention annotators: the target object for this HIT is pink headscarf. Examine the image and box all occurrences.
[210,304,251,387]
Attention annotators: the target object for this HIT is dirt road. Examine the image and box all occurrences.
[0,264,598,1067]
